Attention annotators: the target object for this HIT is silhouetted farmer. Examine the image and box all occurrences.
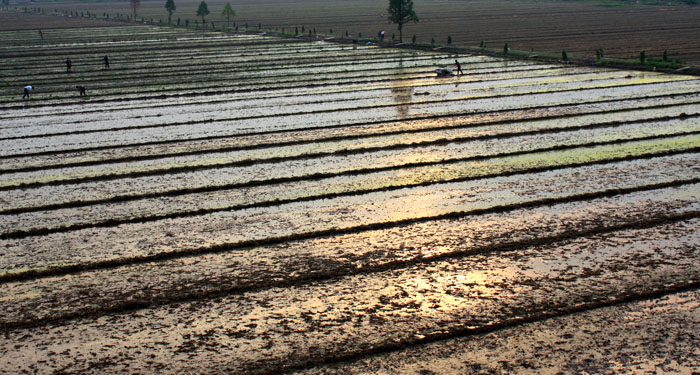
[454,60,463,75]
[380,30,385,41]
[66,58,72,72]
[103,55,110,69]
[23,85,33,99]
[39,30,43,39]
[76,85,86,96]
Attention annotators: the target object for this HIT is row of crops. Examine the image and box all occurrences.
[1,25,700,374]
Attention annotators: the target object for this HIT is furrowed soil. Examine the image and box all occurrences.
[1,24,699,374]
[5,0,700,66]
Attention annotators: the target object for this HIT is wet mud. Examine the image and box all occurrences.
[1,26,699,374]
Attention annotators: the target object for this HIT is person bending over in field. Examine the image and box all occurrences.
[76,85,86,96]
[66,58,72,72]
[23,85,33,99]
[454,60,464,75]
[104,55,110,69]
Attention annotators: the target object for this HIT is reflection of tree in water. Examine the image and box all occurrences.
[390,59,414,119]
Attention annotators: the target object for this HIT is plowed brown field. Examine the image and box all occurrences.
[4,0,700,65]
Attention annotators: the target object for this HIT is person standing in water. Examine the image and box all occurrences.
[66,58,72,72]
[454,60,464,75]
[23,85,33,99]
[103,55,110,69]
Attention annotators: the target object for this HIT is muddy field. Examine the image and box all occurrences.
[1,24,700,374]
[7,0,700,65]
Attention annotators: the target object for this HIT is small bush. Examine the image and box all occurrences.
[663,50,668,62]
[640,50,646,64]
[562,50,568,61]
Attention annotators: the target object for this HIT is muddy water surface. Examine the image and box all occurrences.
[1,26,699,374]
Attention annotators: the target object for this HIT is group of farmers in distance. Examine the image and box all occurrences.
[21,43,468,100]
[23,54,110,100]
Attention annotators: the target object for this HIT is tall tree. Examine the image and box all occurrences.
[221,2,235,28]
[165,0,176,24]
[196,0,210,23]
[387,0,418,43]
[130,0,140,20]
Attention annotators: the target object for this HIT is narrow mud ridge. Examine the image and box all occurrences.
[2,110,698,175]
[2,212,697,331]
[0,53,441,101]
[2,132,697,191]
[6,93,699,161]
[0,38,310,59]
[3,26,699,374]
[2,179,698,284]
[0,66,570,120]
[3,80,696,142]
[0,93,700,160]
[1,149,697,237]
[264,283,700,375]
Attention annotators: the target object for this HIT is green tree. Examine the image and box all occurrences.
[387,0,418,43]
[196,1,209,23]
[221,2,235,28]
[130,0,140,20]
[164,0,175,24]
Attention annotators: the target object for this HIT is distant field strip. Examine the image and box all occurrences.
[1,26,699,374]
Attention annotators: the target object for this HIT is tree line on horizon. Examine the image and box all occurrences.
[127,0,418,40]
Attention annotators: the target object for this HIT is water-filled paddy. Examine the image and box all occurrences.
[1,25,699,374]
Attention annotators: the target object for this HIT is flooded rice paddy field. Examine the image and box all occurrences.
[1,26,700,374]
